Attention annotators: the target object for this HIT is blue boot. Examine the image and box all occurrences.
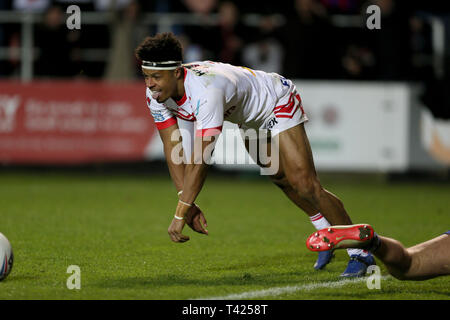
[340,254,376,278]
[314,250,334,270]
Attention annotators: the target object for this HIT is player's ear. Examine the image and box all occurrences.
[174,67,183,79]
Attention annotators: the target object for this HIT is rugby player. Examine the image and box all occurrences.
[135,32,375,277]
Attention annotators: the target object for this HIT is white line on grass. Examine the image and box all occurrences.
[193,276,390,300]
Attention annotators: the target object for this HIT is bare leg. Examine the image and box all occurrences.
[243,133,317,216]
[371,236,412,279]
[243,124,352,224]
[375,234,450,280]
[276,124,353,225]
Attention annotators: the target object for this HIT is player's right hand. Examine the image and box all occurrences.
[185,204,208,235]
[168,218,190,243]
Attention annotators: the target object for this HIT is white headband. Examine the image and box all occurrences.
[142,60,182,70]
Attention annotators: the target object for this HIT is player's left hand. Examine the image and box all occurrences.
[185,204,208,235]
[168,218,190,243]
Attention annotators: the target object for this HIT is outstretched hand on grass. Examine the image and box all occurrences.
[168,217,190,243]
[185,204,208,235]
[168,203,208,243]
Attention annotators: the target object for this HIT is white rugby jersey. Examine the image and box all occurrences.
[146,61,303,137]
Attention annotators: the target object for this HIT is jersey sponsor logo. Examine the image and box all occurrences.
[195,100,202,116]
[279,76,289,87]
[151,110,165,122]
[185,64,209,77]
[193,99,207,117]
[266,116,278,130]
[185,63,200,68]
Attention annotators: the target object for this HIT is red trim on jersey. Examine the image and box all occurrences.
[275,106,300,118]
[176,113,195,121]
[195,126,223,137]
[155,117,177,130]
[295,93,305,114]
[274,92,293,111]
[175,93,187,106]
[176,108,196,121]
[274,93,294,111]
[274,92,303,119]
[275,100,295,115]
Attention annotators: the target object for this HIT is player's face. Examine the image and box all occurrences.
[142,69,178,103]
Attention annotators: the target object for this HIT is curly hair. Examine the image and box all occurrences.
[135,32,183,62]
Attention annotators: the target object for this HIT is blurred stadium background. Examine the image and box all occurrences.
[0,0,449,300]
[0,0,449,176]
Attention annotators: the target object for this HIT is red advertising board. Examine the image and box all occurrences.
[0,81,157,164]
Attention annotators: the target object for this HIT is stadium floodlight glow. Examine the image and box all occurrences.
[141,60,182,70]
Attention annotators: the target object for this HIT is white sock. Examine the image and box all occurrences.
[310,213,331,230]
[347,248,369,257]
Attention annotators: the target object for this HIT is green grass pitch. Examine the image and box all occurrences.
[0,172,449,300]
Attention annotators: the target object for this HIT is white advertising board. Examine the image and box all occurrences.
[146,81,415,172]
[294,81,410,171]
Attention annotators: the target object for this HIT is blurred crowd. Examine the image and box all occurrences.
[0,0,449,89]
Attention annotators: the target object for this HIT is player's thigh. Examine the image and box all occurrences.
[276,123,317,178]
[241,130,284,177]
[241,130,270,167]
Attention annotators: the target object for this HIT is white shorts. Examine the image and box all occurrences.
[267,88,308,135]
[241,87,308,137]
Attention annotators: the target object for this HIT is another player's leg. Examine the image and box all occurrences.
[307,226,450,280]
[276,123,375,277]
[396,232,450,280]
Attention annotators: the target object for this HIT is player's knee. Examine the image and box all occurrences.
[288,171,322,202]
[386,243,414,280]
[269,173,289,190]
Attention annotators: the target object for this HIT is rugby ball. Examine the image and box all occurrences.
[0,232,13,281]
